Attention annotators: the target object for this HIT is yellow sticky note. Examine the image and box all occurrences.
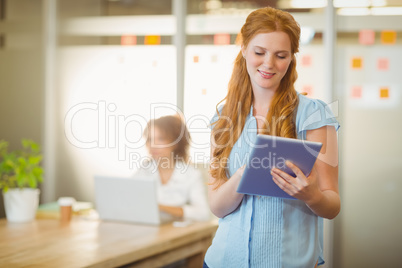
[144,35,161,45]
[351,57,363,69]
[381,31,396,45]
[380,87,389,99]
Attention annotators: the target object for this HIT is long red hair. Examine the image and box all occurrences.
[210,7,301,186]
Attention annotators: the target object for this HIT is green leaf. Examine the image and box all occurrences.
[5,159,15,168]
[32,166,43,177]
[31,143,40,153]
[28,174,37,188]
[29,155,42,165]
[18,157,27,165]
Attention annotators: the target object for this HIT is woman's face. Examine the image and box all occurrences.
[146,127,175,161]
[242,31,292,93]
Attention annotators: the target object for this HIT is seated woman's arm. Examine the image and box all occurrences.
[159,167,210,221]
[158,205,183,218]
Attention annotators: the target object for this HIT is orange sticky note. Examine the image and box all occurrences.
[351,57,363,69]
[380,87,389,99]
[381,30,396,45]
[359,30,375,45]
[144,35,161,45]
[193,56,199,63]
[214,33,230,45]
[121,35,137,46]
[201,89,207,95]
[377,58,389,71]
[351,86,362,99]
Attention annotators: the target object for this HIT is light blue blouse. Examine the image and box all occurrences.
[205,94,340,268]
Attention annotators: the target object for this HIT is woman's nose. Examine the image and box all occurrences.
[264,54,274,68]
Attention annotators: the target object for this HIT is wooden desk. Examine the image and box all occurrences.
[0,218,218,268]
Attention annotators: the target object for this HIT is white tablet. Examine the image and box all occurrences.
[236,134,323,199]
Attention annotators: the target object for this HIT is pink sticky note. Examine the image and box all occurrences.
[359,30,375,45]
[351,86,362,99]
[301,55,312,67]
[121,35,137,46]
[377,58,389,71]
[302,85,313,96]
[214,33,231,45]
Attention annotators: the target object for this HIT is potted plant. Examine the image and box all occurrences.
[0,139,44,222]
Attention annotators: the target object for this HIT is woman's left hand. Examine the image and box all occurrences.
[271,161,321,204]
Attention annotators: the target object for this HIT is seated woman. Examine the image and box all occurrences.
[134,115,210,222]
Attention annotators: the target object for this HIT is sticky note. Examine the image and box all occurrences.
[121,35,137,46]
[359,30,375,45]
[201,89,207,95]
[214,33,230,45]
[377,58,389,71]
[144,35,161,45]
[351,86,362,99]
[301,55,312,67]
[193,56,199,63]
[380,87,389,99]
[211,55,218,63]
[381,30,396,45]
[351,57,363,69]
[302,85,313,96]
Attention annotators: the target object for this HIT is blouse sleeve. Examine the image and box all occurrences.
[182,168,211,222]
[296,94,340,140]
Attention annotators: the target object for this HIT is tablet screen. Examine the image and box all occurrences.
[237,134,322,199]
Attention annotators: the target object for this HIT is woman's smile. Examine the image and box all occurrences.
[258,69,275,79]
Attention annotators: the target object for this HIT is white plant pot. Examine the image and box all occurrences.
[3,188,40,223]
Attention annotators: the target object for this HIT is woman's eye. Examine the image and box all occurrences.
[277,55,286,59]
[255,52,264,55]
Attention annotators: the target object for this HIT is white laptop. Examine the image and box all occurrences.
[94,175,173,225]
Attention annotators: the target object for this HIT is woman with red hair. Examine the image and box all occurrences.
[204,7,340,268]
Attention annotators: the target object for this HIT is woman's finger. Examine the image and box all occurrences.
[271,167,295,183]
[285,161,305,179]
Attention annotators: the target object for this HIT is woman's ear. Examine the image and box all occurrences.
[241,45,246,59]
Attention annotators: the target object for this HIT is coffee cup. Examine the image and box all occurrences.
[58,197,76,222]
